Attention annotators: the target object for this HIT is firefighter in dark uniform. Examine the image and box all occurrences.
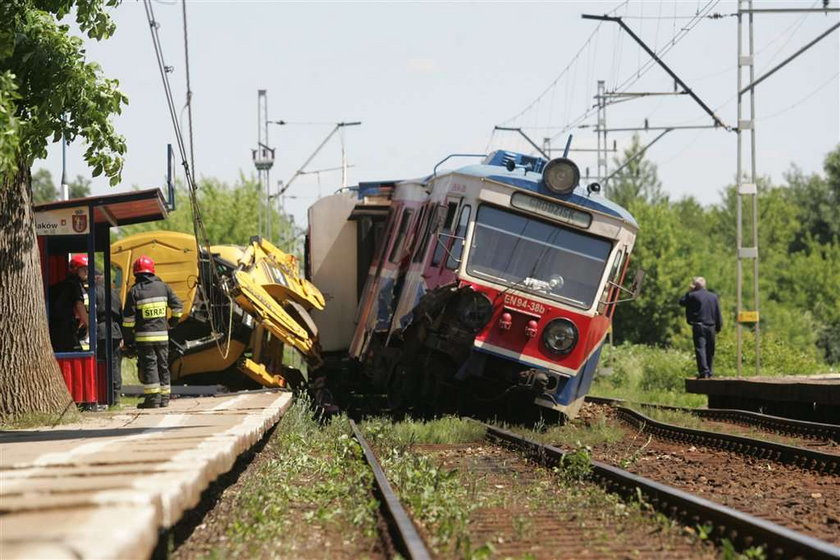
[94,267,124,404]
[122,256,183,409]
[679,276,723,379]
[49,254,90,352]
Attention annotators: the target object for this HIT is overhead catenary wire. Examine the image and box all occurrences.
[142,0,232,358]
[181,0,195,179]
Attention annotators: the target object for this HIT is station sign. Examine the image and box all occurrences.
[511,192,592,229]
[35,206,90,236]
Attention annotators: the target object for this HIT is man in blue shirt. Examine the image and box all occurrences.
[679,277,723,379]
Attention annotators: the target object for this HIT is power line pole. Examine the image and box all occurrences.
[252,89,274,240]
[734,0,839,377]
[596,80,608,190]
[736,0,759,377]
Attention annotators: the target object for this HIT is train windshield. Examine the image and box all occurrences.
[467,205,612,308]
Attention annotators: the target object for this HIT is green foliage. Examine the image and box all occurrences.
[608,134,667,208]
[220,398,378,556]
[1,0,127,182]
[607,142,840,367]
[67,173,90,198]
[557,444,592,482]
[30,167,56,202]
[362,415,485,446]
[118,176,300,251]
[594,344,706,407]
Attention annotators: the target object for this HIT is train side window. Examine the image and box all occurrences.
[413,204,435,263]
[431,201,459,266]
[406,205,428,258]
[445,204,471,269]
[389,208,414,264]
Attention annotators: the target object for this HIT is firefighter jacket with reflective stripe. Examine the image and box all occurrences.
[123,274,183,344]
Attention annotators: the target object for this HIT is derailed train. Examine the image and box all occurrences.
[308,150,641,420]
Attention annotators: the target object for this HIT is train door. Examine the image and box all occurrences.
[423,196,467,289]
[349,203,411,357]
[389,202,434,331]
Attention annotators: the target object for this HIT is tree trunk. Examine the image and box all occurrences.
[0,162,73,418]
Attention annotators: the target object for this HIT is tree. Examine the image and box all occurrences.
[68,173,91,199]
[607,134,668,208]
[1,0,126,418]
[120,175,299,252]
[31,167,58,203]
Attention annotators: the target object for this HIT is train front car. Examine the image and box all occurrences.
[383,151,639,420]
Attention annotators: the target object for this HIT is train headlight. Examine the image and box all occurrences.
[457,291,494,332]
[542,158,580,195]
[542,318,578,355]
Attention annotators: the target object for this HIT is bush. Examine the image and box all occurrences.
[595,343,703,407]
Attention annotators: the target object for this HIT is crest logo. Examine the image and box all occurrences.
[72,214,87,233]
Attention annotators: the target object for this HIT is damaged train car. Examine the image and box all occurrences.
[308,150,641,420]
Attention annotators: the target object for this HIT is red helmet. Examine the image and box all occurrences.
[133,255,155,275]
[69,254,88,270]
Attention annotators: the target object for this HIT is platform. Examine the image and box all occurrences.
[685,374,840,423]
[0,391,293,559]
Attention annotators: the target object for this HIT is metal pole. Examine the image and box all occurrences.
[61,132,69,201]
[256,91,262,238]
[596,80,608,191]
[749,2,760,376]
[736,1,745,377]
[740,21,840,96]
[582,14,730,130]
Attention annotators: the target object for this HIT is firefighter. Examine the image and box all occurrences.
[122,256,183,409]
[94,267,124,404]
[49,254,90,352]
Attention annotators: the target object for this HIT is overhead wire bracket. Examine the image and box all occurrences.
[582,13,732,131]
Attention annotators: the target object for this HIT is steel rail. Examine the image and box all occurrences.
[585,396,840,443]
[348,420,432,560]
[613,406,838,475]
[482,423,840,560]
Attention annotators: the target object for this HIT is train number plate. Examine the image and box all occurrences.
[503,293,546,315]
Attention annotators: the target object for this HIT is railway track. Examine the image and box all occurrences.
[615,406,838,474]
[350,414,838,558]
[586,396,840,442]
[349,419,433,560]
[483,422,840,560]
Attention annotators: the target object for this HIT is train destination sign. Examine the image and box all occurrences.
[511,192,592,229]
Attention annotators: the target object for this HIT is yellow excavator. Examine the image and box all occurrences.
[111,231,325,389]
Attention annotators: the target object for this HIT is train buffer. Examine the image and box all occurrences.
[0,391,292,559]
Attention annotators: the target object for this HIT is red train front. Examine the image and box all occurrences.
[308,150,640,420]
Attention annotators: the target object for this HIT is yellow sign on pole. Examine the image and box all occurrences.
[738,310,760,323]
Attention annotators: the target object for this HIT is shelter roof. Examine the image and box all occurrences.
[33,188,168,227]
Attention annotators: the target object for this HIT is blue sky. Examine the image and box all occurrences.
[38,1,839,227]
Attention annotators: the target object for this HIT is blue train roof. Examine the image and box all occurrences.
[449,150,637,228]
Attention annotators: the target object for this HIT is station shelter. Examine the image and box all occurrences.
[34,189,169,407]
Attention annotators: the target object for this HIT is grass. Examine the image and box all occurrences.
[363,418,708,558]
[200,397,379,557]
[0,406,81,430]
[632,405,704,429]
[362,415,485,447]
[361,416,486,556]
[593,343,709,408]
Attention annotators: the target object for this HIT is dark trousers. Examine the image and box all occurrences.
[692,324,716,377]
[97,338,122,402]
[137,342,170,394]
